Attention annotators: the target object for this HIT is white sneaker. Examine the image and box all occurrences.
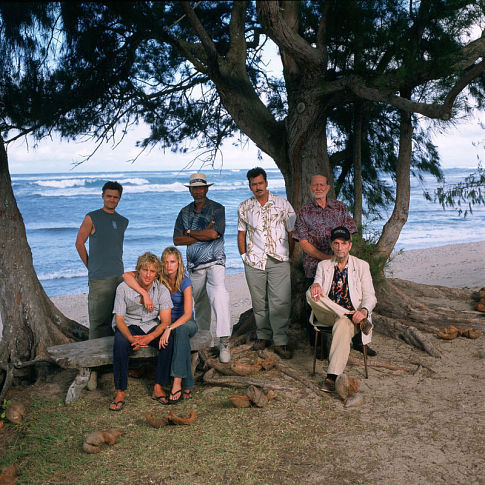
[219,337,231,363]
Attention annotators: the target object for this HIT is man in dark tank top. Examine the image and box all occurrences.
[75,181,129,388]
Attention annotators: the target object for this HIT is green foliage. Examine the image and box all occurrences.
[0,1,483,210]
[351,230,390,284]
[428,165,485,216]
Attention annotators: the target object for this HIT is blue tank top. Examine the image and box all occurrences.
[88,209,129,280]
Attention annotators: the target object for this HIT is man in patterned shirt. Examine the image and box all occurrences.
[238,167,296,359]
[294,174,357,280]
[307,227,377,390]
[294,174,357,351]
[173,173,232,363]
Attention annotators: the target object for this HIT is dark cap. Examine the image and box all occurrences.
[330,226,351,241]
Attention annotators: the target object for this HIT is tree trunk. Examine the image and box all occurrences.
[352,104,363,231]
[0,138,87,399]
[375,107,413,263]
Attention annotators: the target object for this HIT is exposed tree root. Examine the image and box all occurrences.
[377,279,484,330]
[371,278,484,356]
[372,314,442,357]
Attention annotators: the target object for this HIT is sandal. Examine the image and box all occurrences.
[182,390,193,400]
[152,394,169,405]
[168,389,182,405]
[109,400,125,412]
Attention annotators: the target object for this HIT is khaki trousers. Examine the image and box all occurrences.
[244,257,291,346]
[306,289,358,375]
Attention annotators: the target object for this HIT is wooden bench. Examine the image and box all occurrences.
[46,330,211,404]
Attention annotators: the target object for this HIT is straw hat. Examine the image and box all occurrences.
[184,173,213,187]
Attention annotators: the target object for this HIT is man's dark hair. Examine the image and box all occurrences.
[102,181,123,196]
[246,167,267,182]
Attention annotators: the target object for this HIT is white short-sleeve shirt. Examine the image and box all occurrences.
[238,191,296,270]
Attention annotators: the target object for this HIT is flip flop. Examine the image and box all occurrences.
[109,400,125,412]
[151,394,169,405]
[182,390,193,400]
[168,389,182,404]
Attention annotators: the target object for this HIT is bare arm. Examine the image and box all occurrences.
[174,221,217,245]
[237,230,247,255]
[299,240,332,261]
[75,215,93,269]
[134,308,172,349]
[122,271,153,310]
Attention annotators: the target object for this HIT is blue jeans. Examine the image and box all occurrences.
[113,326,173,391]
[171,319,198,390]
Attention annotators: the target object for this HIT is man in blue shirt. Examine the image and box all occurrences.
[173,173,232,363]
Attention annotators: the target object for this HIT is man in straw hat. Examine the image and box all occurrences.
[173,173,232,363]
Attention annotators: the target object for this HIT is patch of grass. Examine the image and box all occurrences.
[1,377,366,484]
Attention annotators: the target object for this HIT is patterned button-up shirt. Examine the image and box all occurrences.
[238,192,296,270]
[173,198,226,271]
[328,264,354,311]
[294,199,357,278]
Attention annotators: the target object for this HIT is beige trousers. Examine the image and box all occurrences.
[306,289,358,375]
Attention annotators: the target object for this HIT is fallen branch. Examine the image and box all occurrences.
[202,368,297,391]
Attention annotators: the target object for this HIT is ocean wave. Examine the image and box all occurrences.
[118,178,149,185]
[14,172,129,182]
[33,176,149,190]
[27,226,78,234]
[34,178,88,188]
[32,178,287,197]
[38,270,87,281]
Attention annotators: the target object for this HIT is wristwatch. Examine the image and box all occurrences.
[167,325,172,330]
[186,229,191,236]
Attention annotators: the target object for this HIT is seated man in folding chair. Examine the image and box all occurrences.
[307,226,377,390]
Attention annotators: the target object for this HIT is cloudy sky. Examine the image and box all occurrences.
[7,112,484,175]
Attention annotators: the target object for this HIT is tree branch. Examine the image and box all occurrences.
[180,1,219,65]
[256,0,324,69]
[442,59,485,114]
[226,0,247,67]
[316,0,331,66]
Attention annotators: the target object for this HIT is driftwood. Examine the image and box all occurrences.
[202,368,297,391]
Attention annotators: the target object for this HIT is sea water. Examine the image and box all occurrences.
[10,167,484,296]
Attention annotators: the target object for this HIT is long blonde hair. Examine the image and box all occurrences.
[160,247,185,293]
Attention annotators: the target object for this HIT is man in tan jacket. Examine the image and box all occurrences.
[307,226,377,389]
